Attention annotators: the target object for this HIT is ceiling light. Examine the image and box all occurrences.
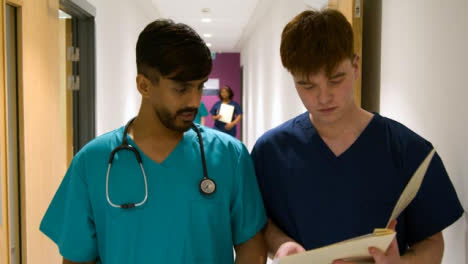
[206,43,212,47]
[201,18,212,23]
[203,33,212,38]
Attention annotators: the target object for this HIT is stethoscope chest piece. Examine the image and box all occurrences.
[199,178,216,195]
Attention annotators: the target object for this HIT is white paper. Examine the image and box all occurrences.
[274,232,395,264]
[274,149,436,264]
[218,103,234,124]
[386,148,435,226]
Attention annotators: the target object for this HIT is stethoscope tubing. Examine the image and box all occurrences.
[106,117,215,209]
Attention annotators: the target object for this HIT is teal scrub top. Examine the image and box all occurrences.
[40,125,267,264]
[194,102,208,124]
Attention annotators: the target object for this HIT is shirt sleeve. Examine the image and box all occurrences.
[250,140,266,203]
[210,102,220,115]
[402,141,464,245]
[230,144,267,245]
[40,153,98,262]
[199,102,208,117]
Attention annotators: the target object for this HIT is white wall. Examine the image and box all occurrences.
[239,0,323,150]
[379,1,468,263]
[240,0,467,263]
[87,0,160,135]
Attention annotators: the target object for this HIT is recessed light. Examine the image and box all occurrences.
[201,18,212,23]
[206,43,212,47]
[203,33,212,38]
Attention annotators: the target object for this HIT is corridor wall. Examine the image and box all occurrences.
[379,1,468,262]
[88,0,160,135]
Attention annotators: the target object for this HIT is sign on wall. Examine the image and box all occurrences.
[203,78,219,95]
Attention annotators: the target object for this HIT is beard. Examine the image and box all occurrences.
[153,104,198,133]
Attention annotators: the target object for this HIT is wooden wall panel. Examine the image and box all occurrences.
[329,0,363,107]
[19,0,67,262]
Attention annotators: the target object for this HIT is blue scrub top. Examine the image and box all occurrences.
[194,102,208,124]
[40,125,266,264]
[251,112,463,254]
[210,101,242,137]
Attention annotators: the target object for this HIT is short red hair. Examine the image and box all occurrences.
[280,9,354,78]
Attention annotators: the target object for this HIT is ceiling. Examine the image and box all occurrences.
[152,0,261,52]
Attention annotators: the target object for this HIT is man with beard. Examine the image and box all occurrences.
[40,19,267,264]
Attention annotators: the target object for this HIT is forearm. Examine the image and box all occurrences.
[401,232,444,264]
[264,219,295,257]
[232,114,242,125]
[234,232,267,264]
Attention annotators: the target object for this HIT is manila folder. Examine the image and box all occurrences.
[273,149,436,264]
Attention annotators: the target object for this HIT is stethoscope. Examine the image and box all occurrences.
[106,117,217,209]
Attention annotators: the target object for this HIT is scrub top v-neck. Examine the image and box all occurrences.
[41,125,267,263]
[251,112,463,253]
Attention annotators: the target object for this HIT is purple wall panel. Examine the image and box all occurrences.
[202,52,242,140]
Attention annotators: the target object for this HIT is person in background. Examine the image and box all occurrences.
[194,101,208,125]
[251,9,463,264]
[210,85,242,137]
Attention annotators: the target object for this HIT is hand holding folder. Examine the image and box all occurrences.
[273,149,436,264]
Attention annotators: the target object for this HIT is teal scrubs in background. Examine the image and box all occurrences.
[194,102,208,124]
[40,125,266,264]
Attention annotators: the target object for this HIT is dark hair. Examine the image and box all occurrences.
[136,19,212,83]
[218,85,234,100]
[280,9,354,78]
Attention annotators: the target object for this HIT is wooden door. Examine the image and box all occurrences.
[329,0,363,106]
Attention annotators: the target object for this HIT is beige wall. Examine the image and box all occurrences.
[19,0,67,262]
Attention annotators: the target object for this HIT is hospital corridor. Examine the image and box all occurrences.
[0,0,467,263]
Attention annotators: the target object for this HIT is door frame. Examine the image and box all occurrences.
[1,0,24,263]
[60,0,96,153]
[0,1,9,262]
